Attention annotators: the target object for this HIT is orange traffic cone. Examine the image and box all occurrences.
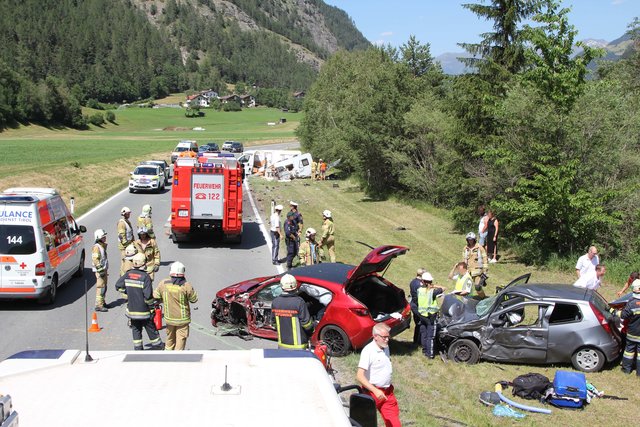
[88,311,101,333]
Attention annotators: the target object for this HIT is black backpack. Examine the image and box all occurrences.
[511,373,552,400]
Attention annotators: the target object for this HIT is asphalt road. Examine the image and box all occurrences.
[0,143,299,360]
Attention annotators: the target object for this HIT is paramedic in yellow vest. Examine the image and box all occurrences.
[462,232,488,282]
[137,204,155,239]
[299,228,320,265]
[117,206,134,275]
[448,262,475,297]
[153,262,198,350]
[134,227,160,281]
[410,272,445,358]
[320,210,336,263]
[272,274,314,350]
[92,229,109,312]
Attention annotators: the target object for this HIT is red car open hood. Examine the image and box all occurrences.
[345,245,409,289]
[217,276,272,298]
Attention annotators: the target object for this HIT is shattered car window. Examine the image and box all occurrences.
[476,295,498,317]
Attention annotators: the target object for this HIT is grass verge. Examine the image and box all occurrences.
[249,176,638,427]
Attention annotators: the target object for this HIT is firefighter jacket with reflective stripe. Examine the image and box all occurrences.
[299,240,319,265]
[137,215,155,239]
[115,268,154,319]
[272,292,314,350]
[321,219,334,242]
[621,296,640,342]
[134,238,160,273]
[117,218,134,250]
[153,277,198,326]
[91,242,108,274]
[463,244,488,276]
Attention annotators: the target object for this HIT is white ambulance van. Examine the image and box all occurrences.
[0,188,86,304]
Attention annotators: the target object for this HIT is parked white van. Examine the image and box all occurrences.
[0,188,86,304]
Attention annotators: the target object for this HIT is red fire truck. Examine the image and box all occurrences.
[169,153,243,243]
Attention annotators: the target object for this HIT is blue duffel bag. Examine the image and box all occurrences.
[546,370,588,409]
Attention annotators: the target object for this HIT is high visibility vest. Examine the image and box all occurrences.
[417,288,439,315]
[455,272,475,296]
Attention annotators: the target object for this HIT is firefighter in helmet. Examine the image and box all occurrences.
[134,227,160,281]
[92,229,109,312]
[153,262,198,350]
[271,274,314,350]
[117,206,134,275]
[299,227,320,266]
[115,253,163,351]
[137,204,155,239]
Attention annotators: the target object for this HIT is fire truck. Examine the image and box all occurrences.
[169,153,243,243]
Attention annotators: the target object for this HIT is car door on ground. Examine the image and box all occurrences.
[481,299,552,363]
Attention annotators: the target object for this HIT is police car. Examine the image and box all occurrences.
[0,188,86,304]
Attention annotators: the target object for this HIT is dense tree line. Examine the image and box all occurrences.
[298,0,640,264]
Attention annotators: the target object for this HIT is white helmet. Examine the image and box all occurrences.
[94,229,107,241]
[274,204,283,211]
[170,261,186,277]
[142,204,152,215]
[280,274,298,292]
[121,206,131,215]
[137,227,149,236]
[421,272,434,282]
[322,210,332,218]
[124,244,138,257]
[132,253,146,268]
[466,232,477,241]
[305,227,317,238]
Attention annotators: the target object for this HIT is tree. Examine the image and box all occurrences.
[400,35,434,77]
[459,0,543,74]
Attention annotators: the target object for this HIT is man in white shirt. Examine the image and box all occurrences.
[357,324,401,427]
[573,264,606,291]
[270,204,283,265]
[575,246,599,278]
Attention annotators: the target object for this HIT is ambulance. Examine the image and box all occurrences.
[0,188,86,304]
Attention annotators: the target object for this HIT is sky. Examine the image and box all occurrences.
[323,0,639,56]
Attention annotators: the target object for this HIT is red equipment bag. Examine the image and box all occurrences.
[154,304,163,330]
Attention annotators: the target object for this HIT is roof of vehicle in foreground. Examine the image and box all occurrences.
[510,283,598,300]
[290,263,355,284]
[0,349,350,427]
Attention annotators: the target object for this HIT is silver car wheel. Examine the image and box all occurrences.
[572,347,605,372]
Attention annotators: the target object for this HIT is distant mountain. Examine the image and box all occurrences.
[435,52,473,75]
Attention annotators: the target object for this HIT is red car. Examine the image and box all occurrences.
[211,245,412,355]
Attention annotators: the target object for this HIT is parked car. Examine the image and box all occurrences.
[206,142,220,152]
[211,245,412,356]
[230,142,243,153]
[221,141,234,151]
[438,274,622,372]
[139,160,170,182]
[129,165,165,193]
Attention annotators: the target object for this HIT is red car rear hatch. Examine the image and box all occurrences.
[344,245,409,290]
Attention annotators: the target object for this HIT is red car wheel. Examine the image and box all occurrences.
[320,325,351,357]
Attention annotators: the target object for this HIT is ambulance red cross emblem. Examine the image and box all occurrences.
[19,262,27,269]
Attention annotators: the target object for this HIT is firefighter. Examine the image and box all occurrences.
[311,159,318,180]
[134,227,160,281]
[117,206,134,275]
[320,210,336,263]
[272,274,314,350]
[620,279,640,375]
[137,204,155,239]
[299,227,320,266]
[462,232,488,293]
[115,253,163,351]
[119,244,138,300]
[92,229,109,312]
[153,262,198,351]
[411,272,445,358]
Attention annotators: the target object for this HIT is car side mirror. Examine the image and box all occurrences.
[79,225,87,233]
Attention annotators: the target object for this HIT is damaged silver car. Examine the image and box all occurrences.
[438,274,622,372]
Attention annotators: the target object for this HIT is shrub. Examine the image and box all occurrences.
[222,101,242,112]
[89,112,104,126]
[105,110,115,123]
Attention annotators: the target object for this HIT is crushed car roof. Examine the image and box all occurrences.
[509,283,597,300]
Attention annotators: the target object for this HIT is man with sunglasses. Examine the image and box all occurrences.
[357,323,402,427]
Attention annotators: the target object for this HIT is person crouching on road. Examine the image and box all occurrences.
[411,272,445,359]
[92,229,109,312]
[272,274,314,350]
[299,228,320,266]
[137,204,155,239]
[134,227,160,281]
[357,323,402,427]
[153,262,198,350]
[115,253,163,351]
[619,279,640,375]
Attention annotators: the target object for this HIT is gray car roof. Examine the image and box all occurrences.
[510,283,595,301]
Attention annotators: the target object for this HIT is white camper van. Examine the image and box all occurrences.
[0,188,86,304]
[273,153,313,180]
[237,149,301,176]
